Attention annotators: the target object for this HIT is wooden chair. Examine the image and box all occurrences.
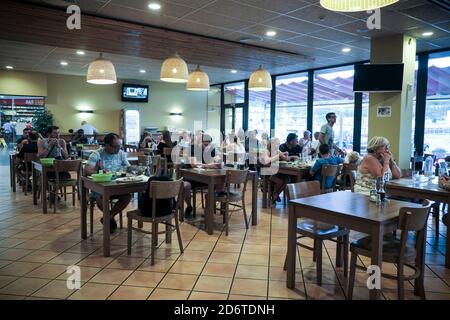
[48,160,81,213]
[17,153,38,196]
[162,147,174,177]
[320,164,342,193]
[127,179,184,265]
[208,169,250,236]
[335,163,358,192]
[89,197,124,236]
[347,200,432,300]
[285,180,350,286]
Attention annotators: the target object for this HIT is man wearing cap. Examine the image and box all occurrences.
[279,133,302,160]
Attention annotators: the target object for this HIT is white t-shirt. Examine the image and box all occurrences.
[77,123,97,135]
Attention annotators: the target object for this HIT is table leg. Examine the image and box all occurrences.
[42,169,48,214]
[81,180,87,239]
[369,225,383,300]
[262,175,268,209]
[207,180,214,235]
[252,172,257,226]
[12,157,16,193]
[287,204,297,289]
[10,156,13,188]
[444,207,449,268]
[32,164,37,205]
[103,194,111,257]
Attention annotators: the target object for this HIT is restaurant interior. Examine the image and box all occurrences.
[0,0,449,303]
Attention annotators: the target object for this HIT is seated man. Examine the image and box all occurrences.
[279,133,302,160]
[17,128,31,150]
[85,133,131,233]
[310,144,343,190]
[71,129,88,146]
[16,131,39,190]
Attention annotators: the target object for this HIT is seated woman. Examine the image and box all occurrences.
[260,137,289,204]
[356,136,401,192]
[157,130,174,162]
[140,131,154,149]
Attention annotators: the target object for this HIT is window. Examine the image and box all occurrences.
[424,51,450,159]
[313,65,355,153]
[249,90,271,137]
[207,85,221,132]
[274,73,308,141]
[224,82,244,104]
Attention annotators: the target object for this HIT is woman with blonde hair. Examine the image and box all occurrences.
[357,136,401,189]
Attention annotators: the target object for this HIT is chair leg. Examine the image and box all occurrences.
[343,234,349,278]
[336,236,342,268]
[175,214,184,253]
[434,206,440,239]
[72,186,76,206]
[397,262,405,300]
[225,203,229,236]
[201,190,205,208]
[242,199,249,229]
[315,239,323,286]
[151,222,157,265]
[165,218,172,244]
[119,212,123,229]
[192,190,197,218]
[89,201,94,235]
[347,251,358,300]
[127,217,132,255]
[64,187,67,202]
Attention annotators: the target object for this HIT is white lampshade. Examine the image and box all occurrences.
[187,65,210,91]
[86,53,117,85]
[249,65,272,91]
[160,55,189,83]
[320,0,398,12]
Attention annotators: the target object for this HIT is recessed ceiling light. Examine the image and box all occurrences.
[6,65,13,69]
[266,30,277,37]
[341,47,351,53]
[148,2,161,10]
[140,69,146,73]
[422,32,433,37]
[231,70,238,74]
[76,50,85,55]
[60,61,68,66]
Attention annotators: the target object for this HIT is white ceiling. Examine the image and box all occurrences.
[2,0,450,83]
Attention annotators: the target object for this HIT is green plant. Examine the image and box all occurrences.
[32,109,54,137]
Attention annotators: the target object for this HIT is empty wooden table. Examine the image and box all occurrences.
[180,168,258,235]
[262,164,311,208]
[80,176,148,257]
[287,191,423,300]
[386,177,450,268]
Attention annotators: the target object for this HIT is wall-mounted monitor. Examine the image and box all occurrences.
[122,84,149,102]
[353,64,404,92]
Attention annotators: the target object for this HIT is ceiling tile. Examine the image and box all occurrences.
[167,19,231,38]
[174,10,254,30]
[232,0,311,14]
[200,0,278,23]
[308,28,363,43]
[287,35,337,49]
[163,0,217,10]
[263,16,325,35]
[380,11,430,31]
[107,0,196,18]
[98,4,178,27]
[423,37,450,49]
[238,25,300,41]
[26,0,108,12]
[399,4,450,24]
[288,4,358,28]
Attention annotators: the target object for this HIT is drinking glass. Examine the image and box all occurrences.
[412,170,420,183]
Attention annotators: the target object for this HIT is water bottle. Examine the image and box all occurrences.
[423,156,434,181]
[369,179,378,203]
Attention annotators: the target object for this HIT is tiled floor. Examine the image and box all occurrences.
[0,154,449,300]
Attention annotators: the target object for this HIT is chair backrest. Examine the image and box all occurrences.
[151,155,161,175]
[397,200,432,262]
[320,164,340,192]
[225,169,249,191]
[286,180,320,201]
[149,178,184,217]
[341,163,357,192]
[54,159,82,173]
[126,151,145,157]
[163,147,172,157]
[24,153,38,164]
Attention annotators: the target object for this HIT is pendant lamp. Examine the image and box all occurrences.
[86,53,117,85]
[187,65,210,91]
[249,65,272,91]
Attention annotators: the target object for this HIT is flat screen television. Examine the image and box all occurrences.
[122,84,149,102]
[353,64,404,92]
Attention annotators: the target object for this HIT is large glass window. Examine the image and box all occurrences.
[274,73,308,141]
[224,82,244,104]
[249,90,271,136]
[424,51,450,159]
[207,85,221,132]
[313,65,355,153]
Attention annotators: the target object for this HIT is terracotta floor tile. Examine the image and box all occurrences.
[189,291,228,300]
[305,284,346,300]
[194,275,232,293]
[268,281,307,299]
[26,264,67,279]
[32,279,76,299]
[89,269,133,285]
[235,265,268,280]
[202,262,236,278]
[0,248,34,260]
[213,243,242,253]
[19,250,60,263]
[0,294,26,300]
[239,253,269,266]
[0,275,18,289]
[123,271,165,287]
[209,252,240,264]
[68,283,118,300]
[178,250,210,263]
[158,273,198,291]
[187,241,216,251]
[108,286,153,300]
[168,260,205,275]
[230,278,267,297]
[148,288,190,300]
[0,277,49,296]
[228,294,267,300]
[138,259,175,273]
[0,261,42,276]
[105,256,145,270]
[78,255,115,268]
[57,266,102,282]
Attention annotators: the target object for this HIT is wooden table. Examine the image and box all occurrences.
[32,161,55,214]
[386,177,450,268]
[180,168,258,235]
[262,164,311,208]
[80,176,148,257]
[9,152,18,192]
[287,191,423,300]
